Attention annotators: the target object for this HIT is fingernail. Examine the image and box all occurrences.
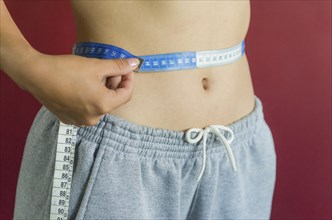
[128,58,139,67]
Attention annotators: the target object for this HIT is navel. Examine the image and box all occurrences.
[201,77,209,90]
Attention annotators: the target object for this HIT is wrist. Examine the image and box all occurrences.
[1,43,44,91]
[19,49,50,93]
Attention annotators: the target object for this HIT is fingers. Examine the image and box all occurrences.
[65,58,138,126]
[101,71,134,112]
[99,58,140,77]
[106,75,122,89]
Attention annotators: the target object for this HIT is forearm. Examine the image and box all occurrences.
[0,0,41,90]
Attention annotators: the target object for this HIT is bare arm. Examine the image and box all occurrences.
[0,0,38,88]
[0,1,139,126]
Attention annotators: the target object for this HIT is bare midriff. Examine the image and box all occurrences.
[70,0,255,131]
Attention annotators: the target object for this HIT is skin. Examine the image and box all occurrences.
[71,0,256,130]
[1,0,255,130]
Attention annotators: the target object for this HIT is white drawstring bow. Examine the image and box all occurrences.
[185,125,237,182]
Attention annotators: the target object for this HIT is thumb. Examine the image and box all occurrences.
[100,58,140,78]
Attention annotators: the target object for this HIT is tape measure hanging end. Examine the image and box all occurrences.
[50,122,78,220]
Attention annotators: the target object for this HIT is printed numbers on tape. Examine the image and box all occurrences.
[50,122,77,220]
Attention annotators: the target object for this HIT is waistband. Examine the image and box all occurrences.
[76,95,264,159]
[72,40,245,72]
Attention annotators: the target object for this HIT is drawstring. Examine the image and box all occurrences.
[185,125,237,183]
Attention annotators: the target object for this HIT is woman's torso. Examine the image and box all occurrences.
[70,0,255,131]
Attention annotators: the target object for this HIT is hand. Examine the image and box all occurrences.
[22,52,139,126]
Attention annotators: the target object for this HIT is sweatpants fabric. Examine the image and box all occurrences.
[14,95,276,220]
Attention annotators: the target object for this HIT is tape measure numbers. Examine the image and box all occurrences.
[73,40,245,72]
[50,123,77,220]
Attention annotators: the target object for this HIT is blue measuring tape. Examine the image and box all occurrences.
[73,40,245,72]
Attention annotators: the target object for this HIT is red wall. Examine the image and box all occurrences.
[0,1,331,219]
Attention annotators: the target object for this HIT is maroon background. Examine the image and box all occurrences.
[0,1,331,219]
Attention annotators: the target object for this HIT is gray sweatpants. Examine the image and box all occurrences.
[14,95,276,219]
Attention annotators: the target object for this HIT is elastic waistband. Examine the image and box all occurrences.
[72,40,245,72]
[76,96,264,159]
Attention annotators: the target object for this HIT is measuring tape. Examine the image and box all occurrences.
[50,123,77,220]
[50,40,245,220]
[73,40,245,72]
